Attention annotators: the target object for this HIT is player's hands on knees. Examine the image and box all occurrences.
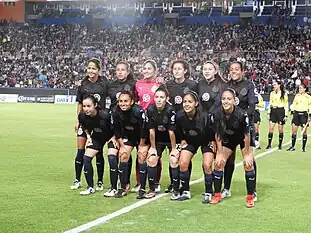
[243,154,254,169]
[215,153,225,167]
[170,148,179,158]
[148,147,157,157]
[85,137,93,149]
[180,140,188,149]
[109,136,119,149]
[119,145,128,157]
[138,145,148,157]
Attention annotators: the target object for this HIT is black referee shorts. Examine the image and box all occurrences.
[292,111,308,127]
[270,107,285,125]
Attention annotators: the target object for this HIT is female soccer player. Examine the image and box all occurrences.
[109,90,148,198]
[104,61,136,197]
[78,95,113,195]
[164,60,198,193]
[211,89,256,208]
[71,58,108,191]
[133,60,165,193]
[287,84,311,152]
[254,93,264,149]
[145,87,178,199]
[175,90,214,201]
[266,80,288,150]
[222,60,258,201]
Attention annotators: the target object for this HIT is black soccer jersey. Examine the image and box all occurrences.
[165,79,198,112]
[78,109,112,143]
[108,79,136,109]
[112,104,147,145]
[76,76,109,109]
[146,103,176,144]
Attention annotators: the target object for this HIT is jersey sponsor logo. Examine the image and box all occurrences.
[235,97,240,105]
[94,128,103,133]
[142,94,150,103]
[77,127,83,136]
[189,130,198,136]
[116,92,121,100]
[158,125,166,131]
[54,95,76,104]
[202,93,210,102]
[125,125,134,131]
[174,95,182,104]
[93,93,101,101]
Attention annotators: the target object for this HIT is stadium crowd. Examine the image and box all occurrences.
[0,19,311,93]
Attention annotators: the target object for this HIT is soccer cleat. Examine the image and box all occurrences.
[245,194,255,208]
[154,184,161,193]
[71,180,81,190]
[286,147,295,151]
[131,184,141,193]
[144,190,156,199]
[265,145,271,150]
[202,193,213,204]
[178,191,191,201]
[95,181,103,191]
[80,187,95,195]
[164,184,173,193]
[253,192,258,202]
[210,193,222,204]
[104,188,117,197]
[302,148,306,152]
[170,190,180,200]
[221,189,232,199]
[136,189,146,199]
[115,189,127,198]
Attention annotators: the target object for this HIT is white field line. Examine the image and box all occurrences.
[64,135,309,233]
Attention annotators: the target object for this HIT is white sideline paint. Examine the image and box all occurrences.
[64,136,309,233]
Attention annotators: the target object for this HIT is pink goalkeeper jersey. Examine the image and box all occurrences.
[135,77,165,111]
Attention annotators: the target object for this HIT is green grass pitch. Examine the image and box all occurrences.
[0,103,310,233]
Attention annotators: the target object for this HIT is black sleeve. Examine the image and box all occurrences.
[78,112,86,128]
[246,104,256,117]
[167,106,176,131]
[247,82,259,114]
[112,109,122,139]
[76,86,84,103]
[175,113,185,141]
[146,107,156,130]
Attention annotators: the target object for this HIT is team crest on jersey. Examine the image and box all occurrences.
[156,77,164,84]
[189,130,198,136]
[142,94,151,102]
[212,86,219,93]
[77,127,83,136]
[158,125,166,131]
[151,85,158,93]
[235,97,240,105]
[116,92,121,100]
[240,88,247,96]
[93,93,101,101]
[175,95,182,104]
[202,93,210,102]
[124,84,131,91]
[184,87,190,94]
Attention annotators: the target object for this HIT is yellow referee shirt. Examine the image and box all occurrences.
[269,90,289,116]
[256,94,264,109]
[290,93,311,113]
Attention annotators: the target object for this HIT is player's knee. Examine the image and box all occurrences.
[179,159,189,172]
[138,154,146,164]
[169,156,179,168]
[147,154,158,167]
[203,162,212,174]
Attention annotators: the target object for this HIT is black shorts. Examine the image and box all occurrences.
[270,108,285,125]
[201,143,214,154]
[181,143,214,155]
[107,139,138,149]
[292,111,308,127]
[155,142,171,157]
[253,110,261,124]
[86,138,106,151]
[77,124,87,138]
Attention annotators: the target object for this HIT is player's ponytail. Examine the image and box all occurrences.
[277,80,285,100]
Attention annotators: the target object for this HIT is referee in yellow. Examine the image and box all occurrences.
[287,83,311,152]
[266,80,288,150]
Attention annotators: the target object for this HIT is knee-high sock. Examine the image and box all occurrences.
[139,162,147,190]
[119,162,128,189]
[75,149,85,181]
[83,156,94,188]
[96,152,104,183]
[108,155,118,190]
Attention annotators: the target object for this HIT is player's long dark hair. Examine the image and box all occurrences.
[171,60,191,79]
[215,88,236,141]
[276,80,285,100]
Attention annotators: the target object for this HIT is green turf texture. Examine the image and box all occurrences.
[0,103,309,233]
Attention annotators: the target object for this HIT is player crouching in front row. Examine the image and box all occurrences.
[211,89,256,208]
